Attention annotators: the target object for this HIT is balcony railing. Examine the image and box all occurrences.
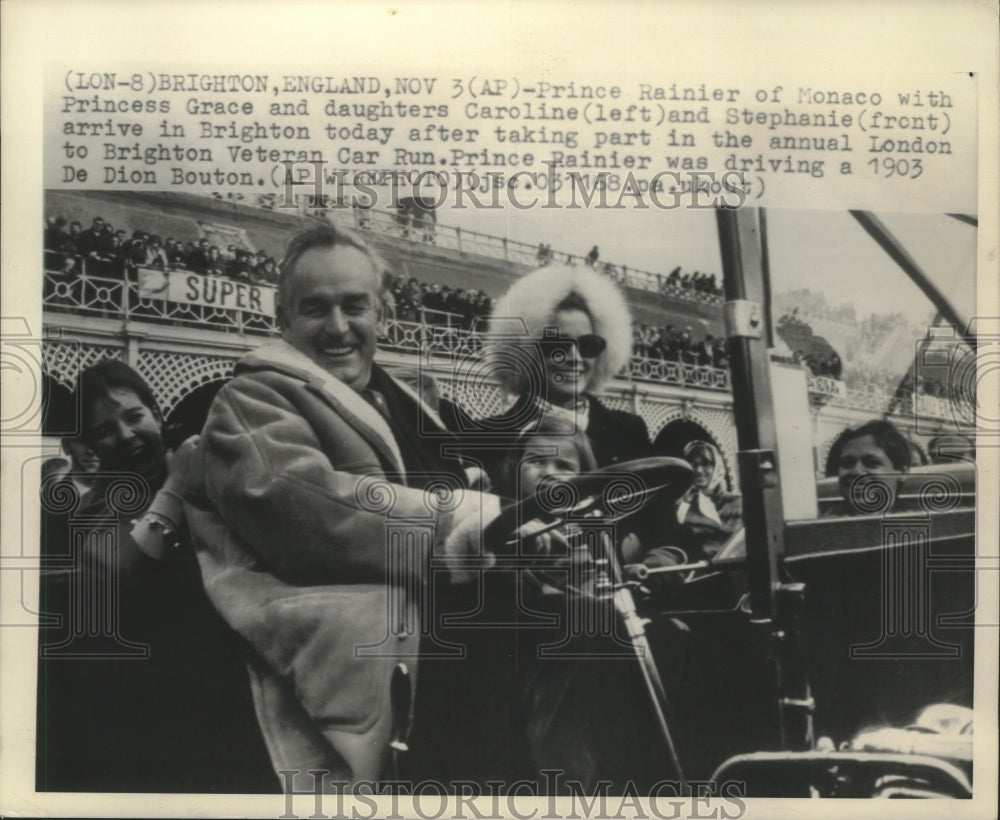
[341,208,725,304]
[629,355,732,390]
[43,268,731,392]
[43,269,963,420]
[804,372,961,422]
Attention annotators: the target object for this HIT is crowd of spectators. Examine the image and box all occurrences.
[43,213,971,414]
[586,259,725,301]
[661,267,723,299]
[791,349,844,379]
[776,311,844,379]
[46,216,959,399]
[44,214,280,287]
[44,214,494,334]
[533,242,723,303]
[632,322,728,369]
[777,307,964,403]
[389,273,495,330]
[535,243,555,265]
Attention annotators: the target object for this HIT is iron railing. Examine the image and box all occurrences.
[43,268,731,392]
[43,269,960,418]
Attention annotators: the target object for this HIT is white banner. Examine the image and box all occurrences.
[137,268,275,315]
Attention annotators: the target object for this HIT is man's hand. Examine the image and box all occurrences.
[163,434,201,496]
[440,493,501,583]
[621,532,643,563]
[517,518,571,557]
[129,434,200,562]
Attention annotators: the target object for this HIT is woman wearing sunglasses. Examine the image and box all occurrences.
[475,264,650,481]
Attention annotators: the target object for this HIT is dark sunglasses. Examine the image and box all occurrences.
[548,333,607,360]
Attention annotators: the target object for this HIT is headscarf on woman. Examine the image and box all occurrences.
[675,440,742,557]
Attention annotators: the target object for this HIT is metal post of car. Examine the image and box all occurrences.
[849,211,975,352]
[716,206,815,753]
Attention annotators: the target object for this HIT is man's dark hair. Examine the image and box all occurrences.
[77,359,161,436]
[277,219,393,324]
[836,419,911,472]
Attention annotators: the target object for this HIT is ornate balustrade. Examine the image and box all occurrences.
[629,354,731,390]
[42,269,732,392]
[43,270,961,419]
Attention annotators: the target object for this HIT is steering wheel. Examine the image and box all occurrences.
[484,457,694,553]
[480,457,694,784]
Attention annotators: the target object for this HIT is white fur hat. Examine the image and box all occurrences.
[487,263,633,394]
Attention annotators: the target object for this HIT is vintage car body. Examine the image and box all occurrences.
[648,462,976,792]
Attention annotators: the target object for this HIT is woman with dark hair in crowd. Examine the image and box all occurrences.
[259,256,279,285]
[37,359,274,793]
[204,244,225,277]
[831,419,911,515]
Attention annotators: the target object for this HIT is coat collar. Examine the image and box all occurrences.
[388,374,451,434]
[239,339,410,476]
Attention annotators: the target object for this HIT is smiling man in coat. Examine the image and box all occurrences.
[185,221,501,792]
